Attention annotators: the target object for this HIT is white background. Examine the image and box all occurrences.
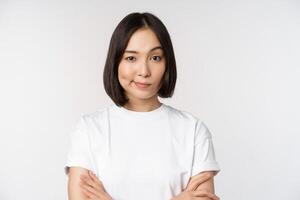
[0,0,299,199]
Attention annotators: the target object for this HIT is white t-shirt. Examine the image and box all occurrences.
[64,103,221,200]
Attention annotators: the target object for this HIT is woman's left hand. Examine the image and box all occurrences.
[79,170,112,200]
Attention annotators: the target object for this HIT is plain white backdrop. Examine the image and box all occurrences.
[0,0,299,199]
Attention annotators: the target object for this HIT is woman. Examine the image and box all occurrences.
[65,12,221,200]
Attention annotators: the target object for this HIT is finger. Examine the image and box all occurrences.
[80,181,102,198]
[88,171,107,192]
[193,189,220,200]
[80,174,99,189]
[80,184,96,199]
[88,171,103,186]
[185,172,213,191]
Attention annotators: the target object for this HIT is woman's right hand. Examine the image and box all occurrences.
[171,189,220,200]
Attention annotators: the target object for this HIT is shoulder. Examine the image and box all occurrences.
[164,105,211,140]
[81,105,111,120]
[164,104,202,125]
[70,106,112,141]
[76,105,111,128]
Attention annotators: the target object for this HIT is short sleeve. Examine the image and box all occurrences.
[64,116,96,175]
[191,120,221,177]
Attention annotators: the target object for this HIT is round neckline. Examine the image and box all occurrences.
[110,103,167,120]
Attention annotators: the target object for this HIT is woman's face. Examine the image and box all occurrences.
[118,27,166,102]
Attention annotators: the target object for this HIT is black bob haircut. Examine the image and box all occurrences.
[103,12,177,107]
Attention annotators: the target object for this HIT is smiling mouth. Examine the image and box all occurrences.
[134,82,151,89]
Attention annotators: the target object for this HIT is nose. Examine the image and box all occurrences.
[138,60,151,77]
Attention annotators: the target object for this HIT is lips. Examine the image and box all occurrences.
[134,81,151,89]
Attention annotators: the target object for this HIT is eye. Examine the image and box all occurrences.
[151,56,162,62]
[125,56,136,62]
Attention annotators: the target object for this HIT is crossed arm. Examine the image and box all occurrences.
[67,167,90,200]
[183,171,216,200]
[67,167,217,200]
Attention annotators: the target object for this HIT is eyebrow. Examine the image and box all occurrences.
[124,46,163,54]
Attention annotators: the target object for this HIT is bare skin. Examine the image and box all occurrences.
[117,27,166,112]
[67,167,112,200]
[176,171,219,200]
[77,169,220,200]
[67,27,220,200]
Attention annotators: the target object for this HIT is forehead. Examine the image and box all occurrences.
[125,28,163,52]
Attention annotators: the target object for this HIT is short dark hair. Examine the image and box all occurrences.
[103,12,177,106]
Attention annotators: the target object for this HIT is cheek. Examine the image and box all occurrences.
[118,63,134,82]
[154,65,166,82]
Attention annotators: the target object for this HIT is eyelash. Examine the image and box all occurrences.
[125,56,162,62]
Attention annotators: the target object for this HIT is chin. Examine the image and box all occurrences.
[134,94,154,100]
[129,91,155,100]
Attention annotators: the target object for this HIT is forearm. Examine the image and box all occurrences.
[179,171,217,200]
[194,175,215,200]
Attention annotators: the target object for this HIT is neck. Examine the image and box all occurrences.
[123,96,162,112]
